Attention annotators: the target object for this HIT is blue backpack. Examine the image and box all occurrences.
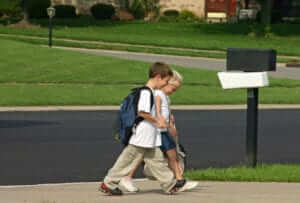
[113,86,154,145]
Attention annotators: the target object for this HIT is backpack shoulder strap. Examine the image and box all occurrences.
[139,86,154,109]
[133,86,155,126]
[136,86,154,111]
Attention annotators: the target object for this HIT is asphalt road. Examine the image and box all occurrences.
[0,109,300,185]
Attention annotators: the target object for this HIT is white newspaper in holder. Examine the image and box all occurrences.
[218,72,269,89]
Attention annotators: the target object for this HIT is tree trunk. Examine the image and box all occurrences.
[260,0,274,25]
[119,0,130,10]
[245,0,250,9]
[21,0,29,22]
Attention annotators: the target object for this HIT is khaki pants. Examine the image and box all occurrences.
[103,144,177,193]
[144,139,185,180]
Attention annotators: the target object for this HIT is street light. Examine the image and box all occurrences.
[47,6,56,47]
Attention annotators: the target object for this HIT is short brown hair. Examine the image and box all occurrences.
[149,62,173,78]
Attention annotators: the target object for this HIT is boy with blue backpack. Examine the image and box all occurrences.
[100,62,180,195]
[120,70,198,192]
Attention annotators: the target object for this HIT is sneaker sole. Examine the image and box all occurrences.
[119,180,139,193]
[99,187,122,196]
[177,182,199,192]
[99,184,123,196]
[99,185,108,193]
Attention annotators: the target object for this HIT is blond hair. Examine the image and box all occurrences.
[168,70,183,86]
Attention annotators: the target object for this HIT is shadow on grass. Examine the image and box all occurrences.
[193,22,300,37]
[193,23,251,36]
[30,16,144,28]
[0,16,142,29]
[0,16,22,26]
[2,16,300,37]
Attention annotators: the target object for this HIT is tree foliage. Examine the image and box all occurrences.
[0,0,22,17]
[256,0,274,24]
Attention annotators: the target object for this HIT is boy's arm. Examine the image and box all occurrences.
[138,111,156,124]
[168,113,178,137]
[138,111,167,128]
[170,113,176,127]
[137,89,167,128]
[168,124,178,137]
[155,95,167,124]
[155,95,162,118]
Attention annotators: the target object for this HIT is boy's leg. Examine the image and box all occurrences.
[126,157,143,179]
[165,149,183,180]
[103,145,144,190]
[177,157,184,176]
[143,148,167,180]
[160,132,183,180]
[120,157,144,192]
[143,148,177,193]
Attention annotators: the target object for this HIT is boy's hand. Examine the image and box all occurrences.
[168,125,178,137]
[156,117,169,128]
[170,114,175,124]
[170,114,176,127]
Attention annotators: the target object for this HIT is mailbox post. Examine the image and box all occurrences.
[218,48,276,167]
[246,87,258,167]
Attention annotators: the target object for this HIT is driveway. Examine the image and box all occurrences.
[56,47,300,80]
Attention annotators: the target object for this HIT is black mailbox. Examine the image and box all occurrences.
[227,48,276,72]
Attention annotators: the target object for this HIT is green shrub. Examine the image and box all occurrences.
[128,0,145,19]
[178,10,199,22]
[159,9,180,22]
[54,5,77,18]
[248,24,275,38]
[141,0,160,18]
[90,3,115,20]
[126,0,160,20]
[27,0,51,19]
[163,9,179,17]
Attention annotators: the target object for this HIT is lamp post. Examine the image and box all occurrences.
[47,6,56,48]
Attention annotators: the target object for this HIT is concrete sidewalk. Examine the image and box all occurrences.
[1,180,300,203]
[1,104,300,112]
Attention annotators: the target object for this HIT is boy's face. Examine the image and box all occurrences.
[164,83,180,95]
[156,76,171,89]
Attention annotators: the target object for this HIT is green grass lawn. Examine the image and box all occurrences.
[1,38,300,106]
[1,19,300,57]
[185,164,300,182]
[0,35,230,61]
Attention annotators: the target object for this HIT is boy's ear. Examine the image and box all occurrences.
[153,74,162,80]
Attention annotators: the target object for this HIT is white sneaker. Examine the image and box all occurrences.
[119,177,139,192]
[177,181,199,192]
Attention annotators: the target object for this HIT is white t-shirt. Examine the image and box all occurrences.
[154,90,170,132]
[129,88,161,148]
